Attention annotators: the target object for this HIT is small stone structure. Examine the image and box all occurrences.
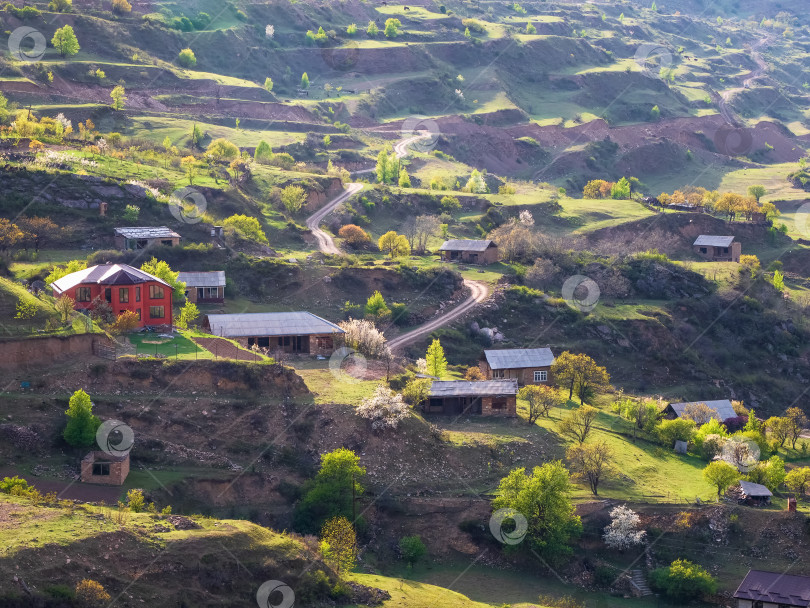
[80,451,130,486]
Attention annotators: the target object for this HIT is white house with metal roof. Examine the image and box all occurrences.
[177,271,226,304]
[479,348,555,386]
[114,226,181,250]
[693,234,740,262]
[438,239,499,264]
[204,311,343,355]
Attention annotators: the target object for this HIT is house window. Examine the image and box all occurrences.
[534,370,547,383]
[119,288,129,303]
[493,369,504,378]
[92,462,110,476]
[149,284,164,299]
[752,602,763,608]
[104,288,112,303]
[76,287,92,302]
[149,306,164,319]
[135,287,140,302]
[699,247,707,254]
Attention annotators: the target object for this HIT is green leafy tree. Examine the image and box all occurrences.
[63,389,100,448]
[376,146,395,183]
[703,460,739,497]
[346,23,358,36]
[140,258,186,302]
[178,301,199,329]
[364,290,390,320]
[301,72,310,89]
[48,0,72,11]
[122,204,140,222]
[399,535,426,566]
[785,467,810,497]
[367,21,379,36]
[747,184,766,202]
[398,167,411,187]
[52,25,80,57]
[254,140,273,164]
[294,448,366,533]
[492,462,582,563]
[655,418,696,447]
[610,177,631,199]
[785,407,809,449]
[126,488,145,512]
[614,398,660,440]
[526,22,536,34]
[466,169,488,193]
[190,123,204,148]
[264,77,273,92]
[650,105,661,120]
[178,48,197,67]
[747,455,786,491]
[425,338,447,379]
[110,85,126,111]
[222,214,268,244]
[650,559,716,601]
[280,184,306,215]
[384,18,401,38]
[206,138,239,161]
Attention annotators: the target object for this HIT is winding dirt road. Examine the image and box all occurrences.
[718,37,770,125]
[305,182,363,255]
[387,279,490,351]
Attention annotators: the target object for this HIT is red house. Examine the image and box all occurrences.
[51,263,173,328]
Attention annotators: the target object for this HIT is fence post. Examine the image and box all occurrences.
[175,344,178,360]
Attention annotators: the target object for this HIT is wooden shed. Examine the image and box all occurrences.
[738,480,773,505]
[177,271,226,304]
[424,380,518,417]
[114,226,181,250]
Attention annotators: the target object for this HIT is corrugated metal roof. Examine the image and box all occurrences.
[694,235,735,247]
[51,264,170,294]
[429,380,518,397]
[484,348,555,370]
[438,239,495,252]
[177,271,226,287]
[668,399,736,421]
[115,226,181,239]
[734,570,810,606]
[206,312,344,338]
[739,480,773,497]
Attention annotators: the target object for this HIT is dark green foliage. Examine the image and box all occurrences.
[650,559,717,600]
[399,535,427,565]
[389,302,410,326]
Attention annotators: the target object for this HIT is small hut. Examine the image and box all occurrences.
[738,480,772,505]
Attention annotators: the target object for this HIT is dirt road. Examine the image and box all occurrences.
[718,37,770,125]
[305,182,363,255]
[387,279,490,351]
[353,130,434,175]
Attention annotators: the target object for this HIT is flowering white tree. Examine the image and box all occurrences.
[357,384,410,430]
[415,358,428,374]
[338,318,389,358]
[265,25,275,38]
[519,209,534,226]
[603,505,646,550]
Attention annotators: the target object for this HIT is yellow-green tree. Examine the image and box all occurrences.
[703,461,739,497]
[52,25,80,57]
[320,516,357,575]
[377,231,410,258]
[557,404,598,444]
[280,185,306,215]
[110,85,126,110]
[425,338,447,378]
[63,389,100,448]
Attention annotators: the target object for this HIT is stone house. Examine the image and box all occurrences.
[693,235,741,262]
[438,239,499,265]
[80,451,130,486]
[479,348,555,386]
[424,380,518,416]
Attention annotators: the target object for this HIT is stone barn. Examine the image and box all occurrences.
[693,235,741,262]
[80,451,130,486]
